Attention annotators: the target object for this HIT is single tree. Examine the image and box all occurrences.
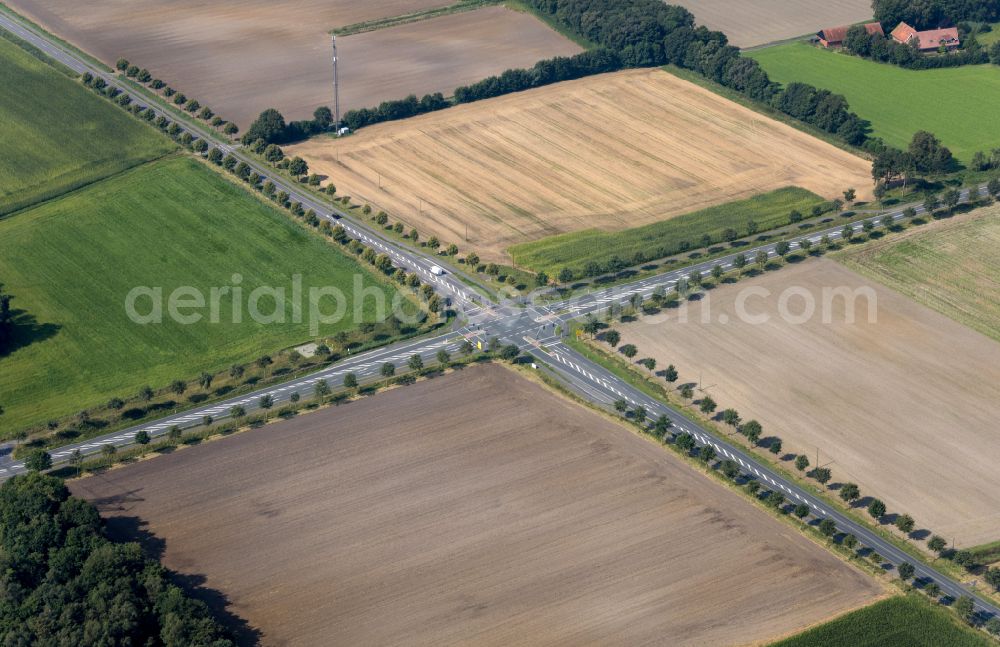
[620,344,638,359]
[198,372,213,390]
[810,467,832,485]
[259,394,274,410]
[795,454,810,471]
[741,420,762,446]
[769,439,782,455]
[722,408,741,428]
[897,562,915,581]
[69,449,83,476]
[842,534,858,550]
[867,498,886,521]
[895,513,915,534]
[954,596,975,623]
[25,449,53,472]
[408,354,424,371]
[604,330,621,347]
[633,406,647,425]
[839,482,860,503]
[135,430,150,445]
[230,405,246,418]
[699,396,717,414]
[794,503,810,519]
[436,349,451,365]
[664,365,678,383]
[614,399,629,414]
[927,535,947,554]
[380,362,396,384]
[698,445,716,463]
[818,518,836,537]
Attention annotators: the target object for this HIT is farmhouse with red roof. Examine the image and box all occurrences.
[890,22,960,51]
[817,22,884,48]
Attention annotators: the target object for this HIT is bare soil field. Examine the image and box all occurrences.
[618,258,1000,546]
[71,365,881,646]
[288,69,872,263]
[674,0,873,48]
[5,1,579,126]
[336,7,581,115]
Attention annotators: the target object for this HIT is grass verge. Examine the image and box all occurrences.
[332,0,501,36]
[510,187,826,277]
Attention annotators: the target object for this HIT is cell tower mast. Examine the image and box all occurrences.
[331,34,341,133]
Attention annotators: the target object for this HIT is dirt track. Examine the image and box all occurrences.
[5,1,577,126]
[288,69,872,262]
[675,0,873,48]
[618,258,1000,546]
[72,365,880,646]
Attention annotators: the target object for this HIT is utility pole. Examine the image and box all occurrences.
[331,35,341,134]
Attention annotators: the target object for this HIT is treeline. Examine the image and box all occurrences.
[453,48,623,102]
[342,93,449,132]
[336,0,869,147]
[523,0,870,145]
[871,130,956,185]
[0,473,232,645]
[241,106,340,145]
[843,23,995,69]
[873,0,1000,30]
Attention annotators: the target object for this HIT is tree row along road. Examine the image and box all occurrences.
[2,8,997,623]
[0,12,481,312]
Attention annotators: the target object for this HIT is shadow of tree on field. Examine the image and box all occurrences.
[105,514,264,646]
[0,307,61,357]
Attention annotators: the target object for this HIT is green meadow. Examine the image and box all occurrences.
[748,42,1000,162]
[0,34,174,216]
[771,595,991,647]
[0,157,401,434]
[509,187,824,277]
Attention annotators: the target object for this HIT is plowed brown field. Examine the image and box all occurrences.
[288,69,872,262]
[72,365,881,646]
[673,0,873,48]
[617,258,1000,546]
[6,1,579,126]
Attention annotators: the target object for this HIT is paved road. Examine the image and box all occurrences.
[2,9,997,623]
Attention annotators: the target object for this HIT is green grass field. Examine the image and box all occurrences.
[0,34,174,216]
[0,156,402,435]
[771,595,991,646]
[509,187,824,277]
[748,42,1000,162]
[836,205,1000,343]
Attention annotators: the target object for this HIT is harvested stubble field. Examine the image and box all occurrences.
[4,1,579,126]
[672,0,873,48]
[617,258,1000,546]
[288,69,872,263]
[72,365,881,646]
[836,205,1000,344]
